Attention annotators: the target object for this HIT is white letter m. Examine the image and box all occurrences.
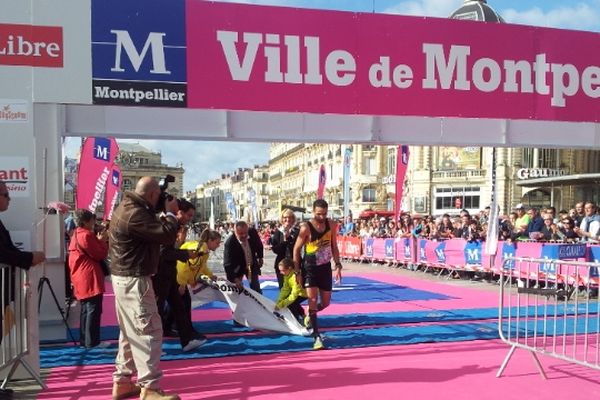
[111,30,171,74]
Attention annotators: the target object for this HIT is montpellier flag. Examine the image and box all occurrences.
[395,145,410,221]
[76,137,119,213]
[317,164,326,200]
[103,164,121,221]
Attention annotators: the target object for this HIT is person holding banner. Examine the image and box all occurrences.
[153,199,206,353]
[223,221,264,294]
[293,199,342,350]
[176,228,222,337]
[274,258,307,323]
[108,177,180,400]
[271,209,299,288]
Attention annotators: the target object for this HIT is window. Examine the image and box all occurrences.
[387,148,396,175]
[363,156,376,175]
[434,186,480,213]
[522,148,559,168]
[362,186,377,202]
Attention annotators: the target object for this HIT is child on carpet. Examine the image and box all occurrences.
[274,258,308,323]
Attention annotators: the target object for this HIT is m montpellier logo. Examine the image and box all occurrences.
[0,23,63,68]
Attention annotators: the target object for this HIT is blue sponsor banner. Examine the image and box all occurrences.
[403,238,411,258]
[464,241,482,265]
[501,242,516,270]
[540,245,558,273]
[92,0,186,82]
[589,246,600,278]
[435,241,446,263]
[384,239,395,258]
[419,239,427,262]
[556,243,587,259]
[93,137,111,161]
[365,239,374,257]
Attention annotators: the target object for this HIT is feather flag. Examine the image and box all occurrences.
[317,164,326,200]
[76,137,119,213]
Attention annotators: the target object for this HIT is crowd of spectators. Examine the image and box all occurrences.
[334,201,600,244]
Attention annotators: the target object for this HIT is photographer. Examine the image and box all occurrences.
[68,209,108,349]
[108,176,180,400]
[153,199,206,353]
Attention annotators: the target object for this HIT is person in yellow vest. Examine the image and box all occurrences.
[176,229,222,330]
[274,258,307,323]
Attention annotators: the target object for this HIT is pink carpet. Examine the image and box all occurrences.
[38,339,600,400]
[97,272,500,327]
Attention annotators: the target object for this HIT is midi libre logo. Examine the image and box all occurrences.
[91,0,187,107]
[0,23,63,68]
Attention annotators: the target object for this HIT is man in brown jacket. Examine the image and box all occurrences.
[109,177,180,400]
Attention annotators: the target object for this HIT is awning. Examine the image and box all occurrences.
[515,173,600,187]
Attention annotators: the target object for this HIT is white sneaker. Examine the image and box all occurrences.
[182,338,206,352]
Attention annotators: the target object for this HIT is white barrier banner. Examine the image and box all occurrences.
[189,277,310,336]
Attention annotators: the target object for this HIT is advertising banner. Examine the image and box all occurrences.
[103,164,121,221]
[316,164,326,200]
[394,145,409,220]
[0,157,30,197]
[189,277,310,336]
[184,1,600,123]
[91,0,187,107]
[75,137,119,213]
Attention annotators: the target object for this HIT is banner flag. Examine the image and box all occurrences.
[343,148,352,219]
[247,187,259,228]
[103,164,121,221]
[209,200,215,230]
[189,277,311,336]
[317,164,326,200]
[76,137,119,213]
[395,145,410,221]
[225,192,237,221]
[485,148,499,256]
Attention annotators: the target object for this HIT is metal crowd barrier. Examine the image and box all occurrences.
[0,263,46,390]
[497,257,600,378]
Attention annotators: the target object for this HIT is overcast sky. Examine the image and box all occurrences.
[65,0,600,193]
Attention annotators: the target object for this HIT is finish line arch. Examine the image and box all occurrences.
[3,0,600,379]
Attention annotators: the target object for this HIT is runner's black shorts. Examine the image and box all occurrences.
[303,262,333,291]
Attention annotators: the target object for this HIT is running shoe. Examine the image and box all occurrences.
[313,335,325,350]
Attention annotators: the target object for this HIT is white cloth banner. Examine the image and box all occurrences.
[189,277,311,336]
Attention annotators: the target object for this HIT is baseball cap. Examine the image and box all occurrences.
[514,203,525,210]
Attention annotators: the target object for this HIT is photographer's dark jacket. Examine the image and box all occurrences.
[108,191,178,277]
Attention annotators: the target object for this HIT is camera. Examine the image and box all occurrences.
[156,174,176,212]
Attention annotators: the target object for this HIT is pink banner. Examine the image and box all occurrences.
[395,145,409,220]
[103,164,121,221]
[317,164,326,200]
[75,137,119,213]
[186,1,600,123]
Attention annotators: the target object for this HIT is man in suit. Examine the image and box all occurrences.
[223,220,264,293]
[0,180,45,398]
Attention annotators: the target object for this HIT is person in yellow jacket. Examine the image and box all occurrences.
[274,258,308,323]
[176,229,222,331]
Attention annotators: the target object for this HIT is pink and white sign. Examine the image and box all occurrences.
[186,1,600,123]
[76,137,119,213]
[103,164,121,221]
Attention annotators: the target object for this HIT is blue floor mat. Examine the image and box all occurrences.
[197,276,454,309]
[40,321,501,368]
[49,303,599,344]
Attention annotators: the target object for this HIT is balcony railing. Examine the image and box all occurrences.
[432,169,486,180]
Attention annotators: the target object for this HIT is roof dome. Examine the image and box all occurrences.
[449,0,505,23]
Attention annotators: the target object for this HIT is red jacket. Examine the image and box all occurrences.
[68,227,108,300]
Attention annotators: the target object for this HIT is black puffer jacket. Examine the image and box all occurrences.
[108,191,178,277]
